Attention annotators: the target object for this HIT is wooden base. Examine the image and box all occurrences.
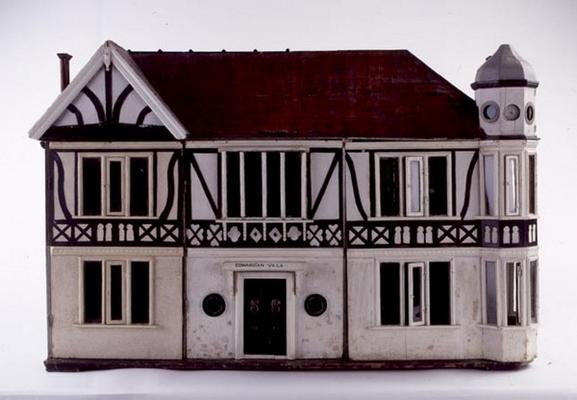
[45,357,529,372]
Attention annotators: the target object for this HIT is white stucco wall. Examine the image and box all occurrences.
[347,248,537,362]
[49,247,183,359]
[186,248,344,359]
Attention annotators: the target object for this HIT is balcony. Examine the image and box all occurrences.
[51,219,181,246]
[347,219,537,248]
[187,219,342,248]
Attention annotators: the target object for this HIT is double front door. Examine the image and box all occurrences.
[243,278,287,356]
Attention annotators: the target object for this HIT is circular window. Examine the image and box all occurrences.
[525,104,535,124]
[504,104,521,121]
[202,293,226,317]
[304,294,327,317]
[481,102,500,122]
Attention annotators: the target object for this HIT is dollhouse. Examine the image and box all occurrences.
[30,41,539,371]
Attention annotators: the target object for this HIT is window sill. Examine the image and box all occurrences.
[369,325,460,331]
[478,324,536,330]
[368,216,458,222]
[74,324,158,329]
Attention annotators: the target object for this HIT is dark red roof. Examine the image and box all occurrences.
[129,50,483,140]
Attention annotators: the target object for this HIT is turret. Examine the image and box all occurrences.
[472,44,538,137]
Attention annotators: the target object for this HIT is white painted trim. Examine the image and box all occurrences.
[186,248,342,257]
[405,156,424,217]
[345,140,482,151]
[234,272,296,360]
[407,262,425,326]
[49,142,182,150]
[52,246,183,256]
[29,41,188,140]
[186,140,341,149]
[504,155,521,216]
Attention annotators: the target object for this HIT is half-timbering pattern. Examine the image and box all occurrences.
[31,41,539,371]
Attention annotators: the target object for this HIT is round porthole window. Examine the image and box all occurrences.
[202,293,226,317]
[525,103,535,124]
[504,104,521,121]
[481,102,500,122]
[304,294,327,317]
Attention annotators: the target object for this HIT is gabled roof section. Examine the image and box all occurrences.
[129,49,483,140]
[29,41,188,140]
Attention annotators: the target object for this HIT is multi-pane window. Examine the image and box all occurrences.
[528,154,537,215]
[505,155,520,216]
[379,261,451,326]
[81,260,151,325]
[482,154,497,216]
[376,154,450,217]
[79,154,152,217]
[224,151,306,219]
[483,259,537,327]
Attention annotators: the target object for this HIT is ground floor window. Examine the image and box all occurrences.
[483,258,538,327]
[81,259,151,325]
[379,261,451,326]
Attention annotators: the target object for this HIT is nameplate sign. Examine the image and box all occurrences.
[223,261,304,271]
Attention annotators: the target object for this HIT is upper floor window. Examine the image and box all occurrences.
[224,151,306,219]
[79,154,152,217]
[481,154,497,216]
[81,259,152,325]
[528,154,537,215]
[504,155,520,216]
[376,154,451,218]
[379,261,451,326]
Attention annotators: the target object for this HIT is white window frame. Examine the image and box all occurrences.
[481,258,500,326]
[105,157,126,216]
[503,259,525,327]
[221,150,308,221]
[78,257,154,326]
[78,153,154,218]
[374,152,452,219]
[105,260,127,324]
[504,155,521,216]
[480,152,498,217]
[407,262,426,326]
[527,152,538,216]
[405,156,424,217]
[527,257,539,325]
[375,260,454,327]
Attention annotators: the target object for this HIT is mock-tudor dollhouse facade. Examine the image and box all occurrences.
[30,41,539,371]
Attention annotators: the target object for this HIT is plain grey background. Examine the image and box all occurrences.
[0,0,576,397]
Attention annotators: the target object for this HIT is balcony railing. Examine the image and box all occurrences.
[187,219,342,248]
[347,219,537,248]
[51,219,181,246]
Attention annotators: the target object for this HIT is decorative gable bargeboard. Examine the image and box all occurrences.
[31,41,539,371]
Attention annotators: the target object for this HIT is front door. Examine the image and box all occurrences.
[243,278,287,356]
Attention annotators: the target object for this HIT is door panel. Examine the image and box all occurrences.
[243,279,287,356]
